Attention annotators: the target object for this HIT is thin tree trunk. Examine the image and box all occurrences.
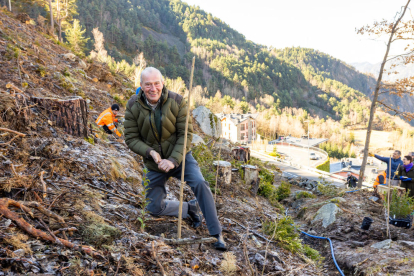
[47,0,54,34]
[57,0,62,42]
[8,0,11,11]
[357,0,411,188]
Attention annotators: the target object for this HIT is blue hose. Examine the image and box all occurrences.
[285,208,345,276]
[299,230,345,276]
[345,189,360,193]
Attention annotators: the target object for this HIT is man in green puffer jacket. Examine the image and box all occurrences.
[124,67,226,251]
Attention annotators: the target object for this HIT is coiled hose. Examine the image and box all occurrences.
[286,208,345,276]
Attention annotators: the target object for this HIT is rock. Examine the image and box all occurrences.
[312,203,342,228]
[192,106,221,138]
[369,196,379,202]
[62,53,77,61]
[13,249,26,257]
[275,265,286,272]
[399,240,414,250]
[191,134,205,146]
[258,250,284,264]
[371,239,392,249]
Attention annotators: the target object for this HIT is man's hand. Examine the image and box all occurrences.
[368,152,374,157]
[150,150,162,164]
[158,159,175,173]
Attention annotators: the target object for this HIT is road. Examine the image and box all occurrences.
[276,145,326,168]
[251,150,346,187]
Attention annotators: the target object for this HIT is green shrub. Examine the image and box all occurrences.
[385,188,414,219]
[296,191,316,199]
[316,158,330,172]
[263,217,323,262]
[258,182,274,198]
[317,183,344,197]
[262,217,302,253]
[303,244,323,262]
[273,182,291,201]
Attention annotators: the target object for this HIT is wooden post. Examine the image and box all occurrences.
[213,161,232,186]
[177,56,195,239]
[386,155,391,238]
[244,165,260,194]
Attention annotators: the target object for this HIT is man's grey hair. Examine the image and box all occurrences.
[140,67,164,83]
[395,150,402,156]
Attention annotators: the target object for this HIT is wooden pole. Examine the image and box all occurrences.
[177,56,195,239]
[386,155,391,238]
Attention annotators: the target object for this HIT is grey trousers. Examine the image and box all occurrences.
[142,152,222,236]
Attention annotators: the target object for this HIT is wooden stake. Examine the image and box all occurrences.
[386,155,391,238]
[177,56,195,239]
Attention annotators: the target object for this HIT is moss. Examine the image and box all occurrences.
[80,211,121,247]
[36,65,47,77]
[62,67,71,77]
[84,136,95,145]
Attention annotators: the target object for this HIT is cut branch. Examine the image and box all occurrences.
[0,198,102,258]
[0,128,26,137]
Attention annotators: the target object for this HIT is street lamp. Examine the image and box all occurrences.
[304,120,310,167]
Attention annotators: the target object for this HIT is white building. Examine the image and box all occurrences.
[215,113,259,143]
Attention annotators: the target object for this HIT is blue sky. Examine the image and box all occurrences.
[183,0,411,64]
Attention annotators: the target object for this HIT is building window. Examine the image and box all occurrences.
[228,124,230,130]
[241,124,245,131]
[241,133,245,140]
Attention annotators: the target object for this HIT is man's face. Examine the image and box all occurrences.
[141,71,164,104]
[113,110,118,116]
[347,173,351,177]
[393,151,400,159]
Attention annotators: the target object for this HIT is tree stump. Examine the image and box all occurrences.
[243,165,260,194]
[213,161,232,186]
[31,96,88,137]
[232,147,250,162]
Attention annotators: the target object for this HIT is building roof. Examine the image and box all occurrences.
[269,137,328,147]
[216,113,258,125]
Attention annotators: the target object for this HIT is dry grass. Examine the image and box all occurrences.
[220,252,238,275]
[4,233,32,255]
[110,157,127,180]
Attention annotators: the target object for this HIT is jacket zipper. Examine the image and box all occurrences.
[148,110,164,159]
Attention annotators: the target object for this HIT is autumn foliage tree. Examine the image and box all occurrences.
[357,0,413,188]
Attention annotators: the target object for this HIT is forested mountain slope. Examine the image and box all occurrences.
[17,0,414,124]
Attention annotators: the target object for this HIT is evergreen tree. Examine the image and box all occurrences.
[65,19,89,57]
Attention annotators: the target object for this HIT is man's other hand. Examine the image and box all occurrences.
[368,152,374,157]
[150,150,162,164]
[158,159,175,172]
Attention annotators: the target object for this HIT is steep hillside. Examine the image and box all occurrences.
[14,0,414,124]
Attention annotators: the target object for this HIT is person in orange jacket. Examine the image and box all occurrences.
[95,104,122,137]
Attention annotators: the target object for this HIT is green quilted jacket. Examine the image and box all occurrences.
[124,87,193,172]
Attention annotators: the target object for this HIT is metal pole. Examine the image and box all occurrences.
[177,56,195,239]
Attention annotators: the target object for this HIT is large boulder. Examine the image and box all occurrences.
[192,106,221,138]
[312,203,341,228]
[191,134,205,146]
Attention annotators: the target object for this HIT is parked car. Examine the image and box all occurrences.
[309,152,318,160]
